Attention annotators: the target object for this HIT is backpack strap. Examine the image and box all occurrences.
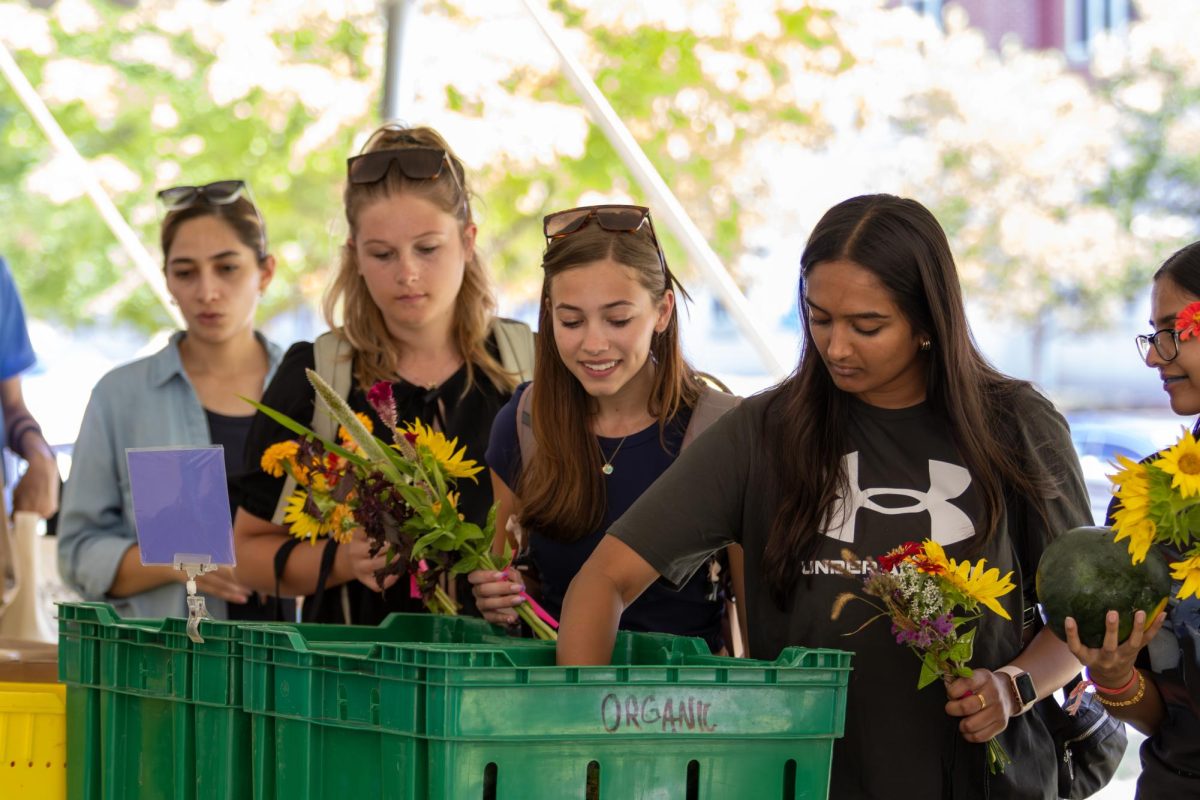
[682,385,741,451]
[493,318,535,383]
[515,382,535,469]
[271,331,354,525]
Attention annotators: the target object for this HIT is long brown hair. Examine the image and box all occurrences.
[762,194,1053,607]
[322,124,516,394]
[518,220,701,541]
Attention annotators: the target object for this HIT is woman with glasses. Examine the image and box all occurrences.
[231,124,534,624]
[557,195,1092,799]
[58,180,281,620]
[467,205,744,652]
[1066,242,1200,799]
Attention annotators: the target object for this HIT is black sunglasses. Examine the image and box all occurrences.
[543,204,667,274]
[158,180,248,210]
[157,180,267,257]
[347,147,462,191]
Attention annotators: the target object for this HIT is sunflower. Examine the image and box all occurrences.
[261,440,300,478]
[403,419,484,481]
[1112,512,1157,565]
[922,540,1015,620]
[1170,554,1200,600]
[1153,431,1200,499]
[322,503,355,544]
[1109,454,1151,509]
[282,489,323,544]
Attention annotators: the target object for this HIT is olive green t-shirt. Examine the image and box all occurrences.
[609,384,1092,800]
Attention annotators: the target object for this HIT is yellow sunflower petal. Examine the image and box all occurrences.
[1153,431,1200,499]
[282,490,323,544]
[1170,555,1200,601]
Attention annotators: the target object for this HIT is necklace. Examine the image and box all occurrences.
[598,435,629,475]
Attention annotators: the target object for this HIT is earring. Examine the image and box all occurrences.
[920,338,932,351]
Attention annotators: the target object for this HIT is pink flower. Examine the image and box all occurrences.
[367,381,398,429]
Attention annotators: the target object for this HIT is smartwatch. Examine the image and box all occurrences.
[995,666,1037,716]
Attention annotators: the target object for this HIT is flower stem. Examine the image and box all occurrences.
[985,737,1012,774]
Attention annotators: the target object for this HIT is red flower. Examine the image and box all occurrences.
[404,431,418,444]
[367,381,398,429]
[1176,301,1200,342]
[878,541,922,571]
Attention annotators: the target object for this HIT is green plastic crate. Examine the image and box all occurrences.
[57,602,497,800]
[243,627,852,800]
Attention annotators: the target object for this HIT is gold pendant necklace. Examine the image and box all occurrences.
[598,435,628,476]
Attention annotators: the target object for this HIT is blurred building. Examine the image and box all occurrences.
[896,0,1132,63]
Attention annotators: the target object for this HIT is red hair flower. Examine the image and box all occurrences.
[1175,301,1200,341]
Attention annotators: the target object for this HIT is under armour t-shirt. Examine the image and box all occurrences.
[609,384,1091,800]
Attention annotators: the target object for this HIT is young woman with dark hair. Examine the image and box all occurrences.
[59,180,280,620]
[1066,240,1200,798]
[468,205,743,652]
[558,194,1091,798]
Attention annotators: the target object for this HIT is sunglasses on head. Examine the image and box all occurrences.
[347,147,462,190]
[543,204,667,273]
[156,180,267,257]
[157,180,249,210]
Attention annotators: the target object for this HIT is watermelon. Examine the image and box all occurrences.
[1036,526,1171,649]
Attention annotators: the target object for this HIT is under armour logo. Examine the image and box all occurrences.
[823,452,975,545]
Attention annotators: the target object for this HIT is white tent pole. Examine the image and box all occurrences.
[0,42,184,328]
[519,0,788,380]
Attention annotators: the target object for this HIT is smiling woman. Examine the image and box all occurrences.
[57,179,283,621]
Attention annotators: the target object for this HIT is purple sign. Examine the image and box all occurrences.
[126,446,235,566]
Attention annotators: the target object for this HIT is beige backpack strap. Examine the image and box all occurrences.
[271,331,355,525]
[515,383,535,468]
[493,318,535,383]
[681,385,741,451]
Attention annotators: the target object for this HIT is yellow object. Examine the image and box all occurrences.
[0,681,66,798]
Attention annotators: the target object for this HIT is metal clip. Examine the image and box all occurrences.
[174,555,217,644]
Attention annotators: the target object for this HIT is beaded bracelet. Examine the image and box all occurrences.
[1096,670,1146,708]
[1090,668,1138,696]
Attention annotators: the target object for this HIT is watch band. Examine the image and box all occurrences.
[994,665,1037,716]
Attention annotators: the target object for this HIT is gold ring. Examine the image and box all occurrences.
[977,693,987,711]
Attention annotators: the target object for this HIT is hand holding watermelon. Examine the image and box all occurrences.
[1063,607,1167,691]
[1037,527,1170,650]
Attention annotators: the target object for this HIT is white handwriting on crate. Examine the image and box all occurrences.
[599,694,718,733]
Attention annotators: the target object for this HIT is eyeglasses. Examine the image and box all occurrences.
[543,204,667,273]
[347,147,462,191]
[1135,327,1181,362]
[157,180,267,257]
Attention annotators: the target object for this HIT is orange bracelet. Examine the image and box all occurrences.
[1090,669,1138,696]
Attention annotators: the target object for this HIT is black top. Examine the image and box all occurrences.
[487,383,724,651]
[205,409,254,518]
[237,339,510,624]
[1105,423,1200,798]
[610,385,1092,799]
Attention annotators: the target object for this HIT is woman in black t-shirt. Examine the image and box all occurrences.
[558,195,1092,799]
[468,206,742,653]
[1072,241,1200,798]
[232,124,530,624]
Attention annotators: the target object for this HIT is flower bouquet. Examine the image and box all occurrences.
[1109,428,1200,600]
[251,369,558,639]
[832,540,1017,773]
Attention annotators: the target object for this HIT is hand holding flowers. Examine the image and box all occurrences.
[832,539,1017,773]
[250,369,558,638]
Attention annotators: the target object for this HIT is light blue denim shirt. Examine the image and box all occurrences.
[57,331,283,620]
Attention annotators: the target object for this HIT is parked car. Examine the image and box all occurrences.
[1066,411,1185,525]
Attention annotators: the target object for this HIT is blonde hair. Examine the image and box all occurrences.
[322,124,516,394]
